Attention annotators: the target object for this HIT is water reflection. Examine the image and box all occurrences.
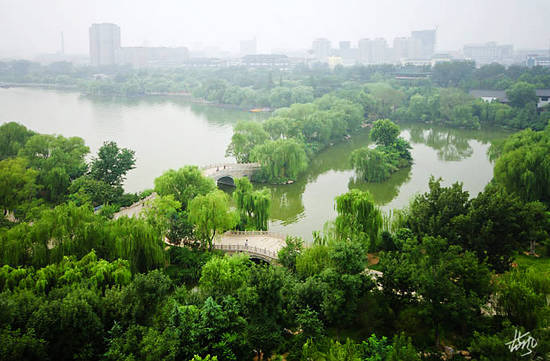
[349,166,412,205]
[267,122,511,240]
[405,122,509,162]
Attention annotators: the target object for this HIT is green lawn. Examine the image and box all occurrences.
[514,253,550,276]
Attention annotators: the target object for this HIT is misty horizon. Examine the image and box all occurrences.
[1,0,550,58]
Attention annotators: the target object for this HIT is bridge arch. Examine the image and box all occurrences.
[217,176,236,187]
[201,163,260,187]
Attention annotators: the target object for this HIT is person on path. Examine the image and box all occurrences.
[245,239,248,249]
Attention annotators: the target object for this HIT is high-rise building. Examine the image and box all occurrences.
[240,38,257,56]
[312,38,331,61]
[89,23,121,66]
[358,38,388,64]
[339,41,351,50]
[411,29,436,59]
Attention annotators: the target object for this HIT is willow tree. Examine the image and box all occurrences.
[494,139,550,204]
[335,189,382,249]
[0,203,106,268]
[0,157,39,216]
[107,216,166,273]
[350,147,396,182]
[250,138,308,183]
[188,190,238,250]
[233,177,271,231]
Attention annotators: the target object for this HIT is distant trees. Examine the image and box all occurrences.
[506,81,538,108]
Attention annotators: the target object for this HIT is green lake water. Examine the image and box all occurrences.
[0,88,511,240]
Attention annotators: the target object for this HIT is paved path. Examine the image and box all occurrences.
[113,193,157,219]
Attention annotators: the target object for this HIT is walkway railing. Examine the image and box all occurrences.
[223,230,286,240]
[212,244,279,260]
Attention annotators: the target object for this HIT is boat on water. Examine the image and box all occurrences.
[249,107,272,113]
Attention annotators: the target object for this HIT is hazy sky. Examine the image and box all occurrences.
[1,0,549,57]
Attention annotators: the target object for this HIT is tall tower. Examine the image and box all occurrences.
[59,32,65,55]
[89,23,121,66]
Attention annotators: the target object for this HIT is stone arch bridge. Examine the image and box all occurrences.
[201,163,261,186]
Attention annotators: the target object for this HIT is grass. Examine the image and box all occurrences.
[514,251,550,277]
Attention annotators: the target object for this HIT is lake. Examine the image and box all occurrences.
[0,88,511,240]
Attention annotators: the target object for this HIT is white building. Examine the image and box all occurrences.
[89,23,121,66]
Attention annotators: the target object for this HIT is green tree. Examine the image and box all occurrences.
[19,134,89,203]
[0,157,38,216]
[0,122,35,160]
[141,194,181,239]
[277,236,304,273]
[452,184,549,272]
[379,237,492,347]
[154,165,215,210]
[493,131,550,203]
[188,190,238,249]
[199,254,251,297]
[350,147,396,182]
[334,189,382,248]
[406,177,470,240]
[370,119,400,147]
[233,177,271,231]
[89,141,136,187]
[68,176,123,207]
[495,267,550,331]
[225,121,269,163]
[506,81,538,108]
[251,138,308,183]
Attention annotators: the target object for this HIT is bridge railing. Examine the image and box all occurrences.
[212,244,278,260]
[200,163,260,170]
[223,230,286,240]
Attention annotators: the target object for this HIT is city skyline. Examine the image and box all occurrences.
[1,0,550,58]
